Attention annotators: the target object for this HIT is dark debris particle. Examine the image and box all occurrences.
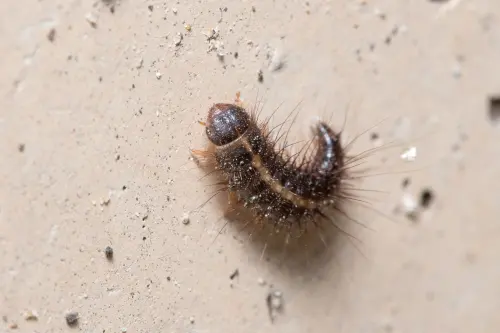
[266,290,284,323]
[229,269,239,280]
[402,177,410,188]
[420,188,434,208]
[65,312,79,327]
[142,236,146,241]
[488,95,500,125]
[370,132,379,141]
[257,70,264,83]
[47,28,56,42]
[24,311,38,321]
[148,5,153,11]
[18,143,25,152]
[104,246,113,260]
[234,51,239,59]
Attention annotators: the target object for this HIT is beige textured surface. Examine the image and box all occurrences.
[1,1,500,332]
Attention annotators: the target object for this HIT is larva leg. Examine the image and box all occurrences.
[190,149,212,158]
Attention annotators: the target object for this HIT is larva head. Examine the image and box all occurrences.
[206,103,250,146]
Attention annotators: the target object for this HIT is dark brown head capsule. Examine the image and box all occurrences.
[206,103,250,146]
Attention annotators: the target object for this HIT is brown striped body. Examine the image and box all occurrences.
[204,103,345,228]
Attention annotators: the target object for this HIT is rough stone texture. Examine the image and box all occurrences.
[1,1,499,332]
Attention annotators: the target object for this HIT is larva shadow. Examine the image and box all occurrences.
[219,196,363,277]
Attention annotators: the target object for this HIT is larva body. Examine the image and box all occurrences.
[198,103,347,231]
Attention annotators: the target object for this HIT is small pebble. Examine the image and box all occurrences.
[65,312,79,327]
[18,143,25,152]
[104,246,113,260]
[451,61,462,78]
[266,290,284,322]
[229,269,239,280]
[488,95,500,126]
[85,12,98,28]
[155,71,162,80]
[400,146,417,162]
[174,32,183,46]
[420,188,434,208]
[47,28,56,42]
[268,49,285,72]
[401,177,410,188]
[401,192,419,221]
[24,310,38,321]
[182,213,190,225]
[189,316,195,324]
[257,69,264,82]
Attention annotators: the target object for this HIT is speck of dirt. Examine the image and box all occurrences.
[47,28,56,42]
[142,236,147,241]
[229,269,239,280]
[24,311,38,321]
[488,95,500,125]
[370,132,379,141]
[104,246,113,260]
[18,143,25,152]
[402,177,410,188]
[234,51,238,58]
[148,5,153,11]
[174,32,183,46]
[266,290,284,322]
[85,13,98,28]
[420,188,434,208]
[65,312,79,327]
[257,69,264,82]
